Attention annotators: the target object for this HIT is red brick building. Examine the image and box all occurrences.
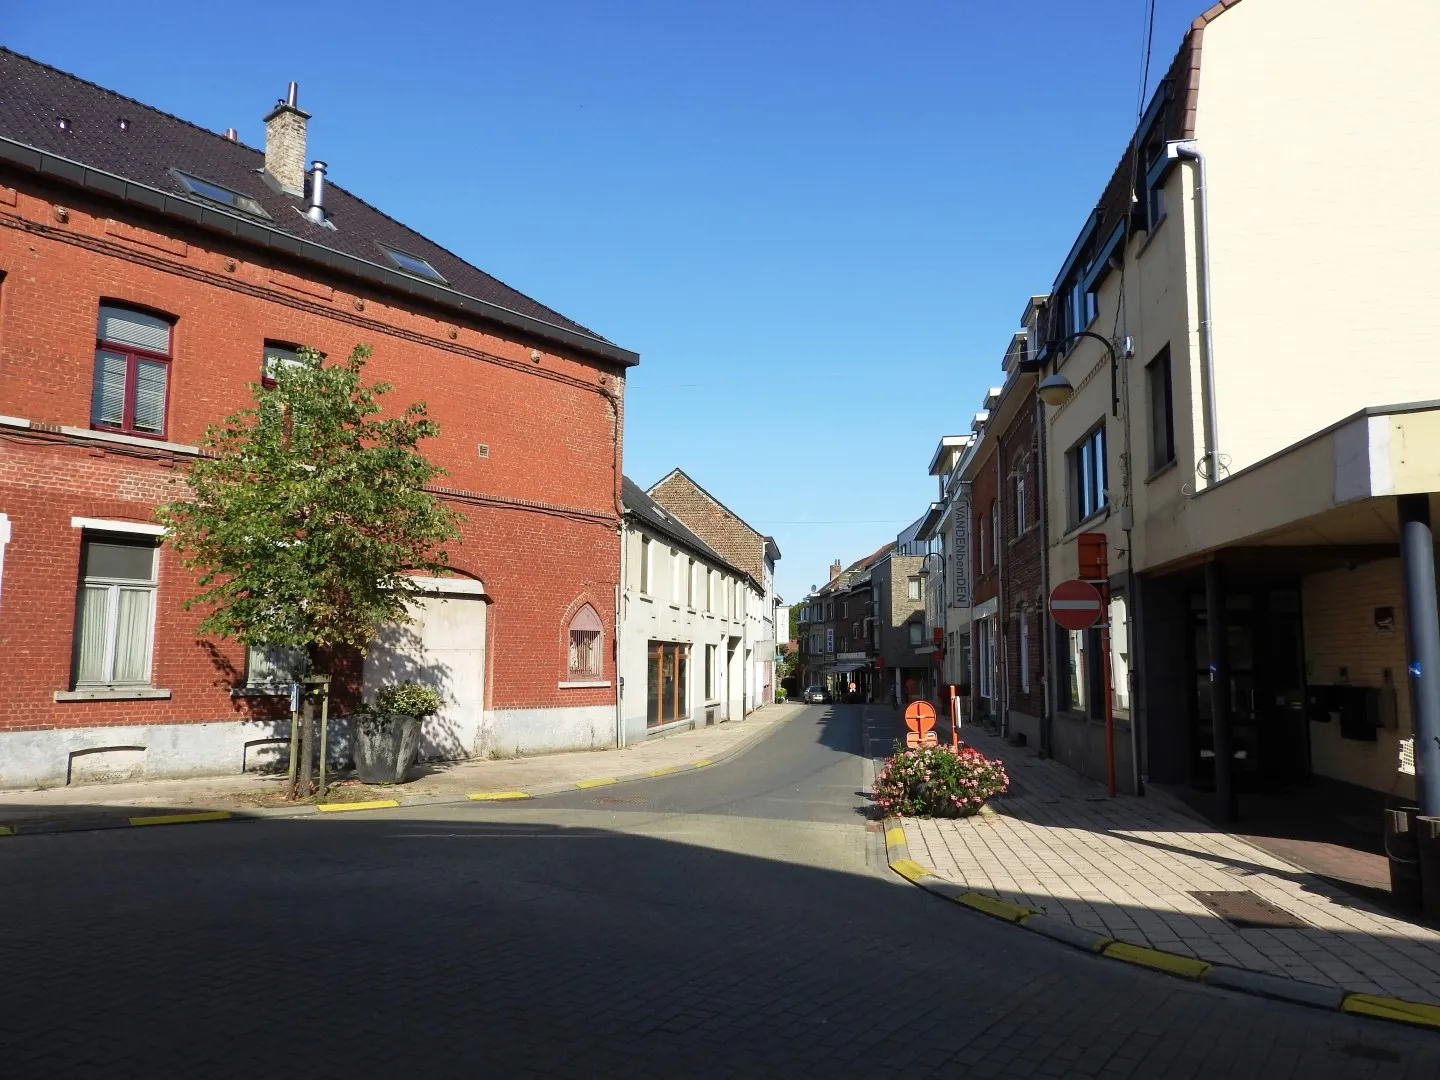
[0,51,638,786]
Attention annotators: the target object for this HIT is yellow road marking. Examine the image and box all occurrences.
[691,759,714,768]
[314,800,400,813]
[127,811,232,827]
[466,792,532,801]
[647,767,679,777]
[1341,993,1440,1028]
[575,777,618,789]
[1102,941,1211,980]
[0,825,14,836]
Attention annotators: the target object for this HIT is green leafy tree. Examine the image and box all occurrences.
[156,344,462,659]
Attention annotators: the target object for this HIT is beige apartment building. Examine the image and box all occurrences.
[1033,0,1440,816]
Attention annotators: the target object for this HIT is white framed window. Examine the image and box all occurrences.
[1019,609,1030,694]
[671,548,681,600]
[639,535,652,594]
[246,644,307,690]
[706,568,714,613]
[73,534,158,688]
[977,619,995,700]
[261,342,307,388]
[908,621,923,646]
[1015,469,1028,534]
[687,559,696,608]
[1070,425,1108,524]
[705,643,717,699]
[906,576,921,601]
[978,510,987,571]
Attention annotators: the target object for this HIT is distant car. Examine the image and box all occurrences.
[803,685,831,704]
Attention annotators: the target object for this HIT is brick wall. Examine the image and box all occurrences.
[998,386,1045,724]
[648,471,765,582]
[0,168,623,736]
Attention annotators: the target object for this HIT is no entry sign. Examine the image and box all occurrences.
[1049,579,1103,631]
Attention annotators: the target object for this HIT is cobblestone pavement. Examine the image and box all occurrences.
[875,715,1440,1007]
[1,705,1436,1078]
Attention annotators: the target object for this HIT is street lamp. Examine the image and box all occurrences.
[1037,374,1074,407]
[1042,330,1122,416]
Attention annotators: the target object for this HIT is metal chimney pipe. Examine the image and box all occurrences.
[307,161,327,224]
[224,128,238,142]
[286,81,299,108]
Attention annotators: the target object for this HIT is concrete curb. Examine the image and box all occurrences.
[0,704,804,840]
[881,818,1440,1033]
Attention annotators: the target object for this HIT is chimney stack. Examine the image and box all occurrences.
[829,560,842,582]
[263,81,309,196]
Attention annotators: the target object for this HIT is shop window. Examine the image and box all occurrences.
[246,644,307,691]
[647,641,690,727]
[567,604,603,679]
[92,304,173,438]
[73,534,158,688]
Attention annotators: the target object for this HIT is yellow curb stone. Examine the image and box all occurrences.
[646,767,679,777]
[691,759,713,768]
[466,792,532,801]
[884,826,907,851]
[957,891,1034,923]
[1102,941,1211,980]
[314,800,400,813]
[127,811,232,827]
[890,858,934,882]
[1341,993,1440,1029]
[575,777,618,789]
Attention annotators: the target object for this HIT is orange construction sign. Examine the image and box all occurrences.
[904,701,938,748]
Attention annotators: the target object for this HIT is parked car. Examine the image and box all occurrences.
[803,685,831,704]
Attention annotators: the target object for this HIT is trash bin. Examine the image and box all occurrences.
[1384,806,1422,913]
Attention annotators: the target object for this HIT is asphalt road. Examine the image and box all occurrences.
[1,703,1435,1078]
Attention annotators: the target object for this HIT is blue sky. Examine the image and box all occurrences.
[8,0,1199,606]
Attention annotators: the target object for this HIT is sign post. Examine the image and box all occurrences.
[1049,574,1116,797]
[904,700,938,749]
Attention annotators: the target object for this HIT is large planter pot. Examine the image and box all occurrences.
[351,714,422,784]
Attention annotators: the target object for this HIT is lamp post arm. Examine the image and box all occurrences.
[1046,331,1120,417]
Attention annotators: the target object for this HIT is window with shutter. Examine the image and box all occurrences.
[92,304,172,438]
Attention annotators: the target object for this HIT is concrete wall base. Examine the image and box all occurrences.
[1,705,617,789]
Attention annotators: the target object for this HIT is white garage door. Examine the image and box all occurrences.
[363,584,486,761]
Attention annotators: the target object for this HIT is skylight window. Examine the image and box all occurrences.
[172,170,269,219]
[379,244,447,283]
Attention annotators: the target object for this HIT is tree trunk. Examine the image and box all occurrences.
[297,697,315,798]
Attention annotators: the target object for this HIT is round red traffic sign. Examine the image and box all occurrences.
[1049,578,1103,631]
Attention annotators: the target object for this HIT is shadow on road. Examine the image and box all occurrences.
[0,801,1433,1078]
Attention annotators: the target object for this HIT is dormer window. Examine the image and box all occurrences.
[172,170,270,219]
[379,245,447,284]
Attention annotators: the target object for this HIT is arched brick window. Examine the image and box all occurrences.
[567,604,603,679]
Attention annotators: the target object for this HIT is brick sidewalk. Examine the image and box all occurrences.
[0,703,804,828]
[900,725,1440,1006]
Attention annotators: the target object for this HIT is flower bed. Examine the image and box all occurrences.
[872,741,1010,818]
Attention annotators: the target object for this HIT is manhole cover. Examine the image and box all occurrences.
[593,795,648,805]
[1191,890,1308,929]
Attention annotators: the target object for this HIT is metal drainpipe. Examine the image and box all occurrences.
[996,446,1008,737]
[615,523,627,749]
[1035,392,1053,757]
[1169,141,1221,487]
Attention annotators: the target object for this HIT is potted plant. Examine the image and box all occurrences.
[352,681,443,784]
[871,740,1009,818]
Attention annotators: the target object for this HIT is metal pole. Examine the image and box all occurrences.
[317,680,330,802]
[1205,557,1235,822]
[1101,582,1116,798]
[286,682,300,800]
[1400,495,1440,818]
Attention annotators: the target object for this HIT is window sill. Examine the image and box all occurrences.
[1145,459,1178,484]
[231,686,292,698]
[1061,507,1110,541]
[558,680,611,689]
[1136,212,1168,259]
[669,603,682,611]
[55,687,172,702]
[637,593,654,603]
